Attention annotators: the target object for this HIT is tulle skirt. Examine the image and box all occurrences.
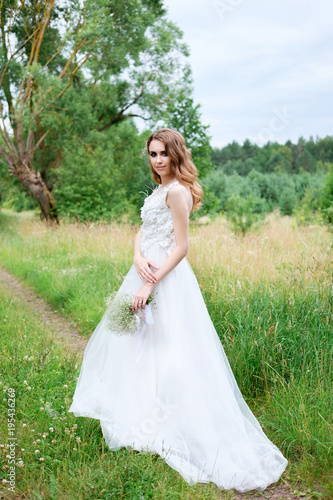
[68,244,288,492]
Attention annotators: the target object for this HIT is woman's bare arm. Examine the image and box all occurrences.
[153,185,189,283]
[133,228,159,283]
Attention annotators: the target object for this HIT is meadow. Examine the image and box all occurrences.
[0,210,332,499]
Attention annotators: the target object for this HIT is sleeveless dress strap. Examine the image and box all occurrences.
[164,180,179,193]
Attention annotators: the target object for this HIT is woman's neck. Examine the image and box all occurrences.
[160,177,177,188]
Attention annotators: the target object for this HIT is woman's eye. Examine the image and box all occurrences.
[149,152,167,157]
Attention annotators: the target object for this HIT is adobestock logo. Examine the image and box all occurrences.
[250,106,296,147]
[120,396,179,445]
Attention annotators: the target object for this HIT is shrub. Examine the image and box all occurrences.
[294,189,323,226]
[279,187,297,215]
[320,165,333,225]
[225,194,266,234]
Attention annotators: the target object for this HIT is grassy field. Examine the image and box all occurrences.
[0,210,332,498]
[0,279,231,499]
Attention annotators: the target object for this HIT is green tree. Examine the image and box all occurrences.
[225,194,266,235]
[294,188,322,226]
[296,150,317,173]
[247,169,279,206]
[203,169,228,211]
[52,120,148,222]
[0,0,198,221]
[279,187,297,215]
[242,139,258,159]
[267,153,292,174]
[320,165,333,225]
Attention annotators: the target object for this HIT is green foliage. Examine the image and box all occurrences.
[205,137,331,227]
[212,135,333,176]
[322,205,333,225]
[279,187,297,216]
[1,0,212,221]
[267,152,292,173]
[225,194,266,234]
[320,165,333,225]
[295,150,317,173]
[1,185,36,212]
[201,159,326,228]
[52,122,149,223]
[247,169,279,206]
[194,185,220,218]
[294,189,323,226]
[202,169,228,212]
[315,160,332,173]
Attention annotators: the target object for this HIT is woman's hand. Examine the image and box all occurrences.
[134,255,159,284]
[131,282,155,312]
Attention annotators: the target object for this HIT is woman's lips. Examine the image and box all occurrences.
[156,166,165,170]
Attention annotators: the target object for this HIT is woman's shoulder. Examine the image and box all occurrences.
[168,181,190,193]
[167,182,193,212]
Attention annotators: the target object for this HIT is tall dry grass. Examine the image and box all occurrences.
[189,214,331,286]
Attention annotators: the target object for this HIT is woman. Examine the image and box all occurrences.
[69,128,288,493]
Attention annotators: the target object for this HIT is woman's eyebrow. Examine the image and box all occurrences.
[149,150,166,153]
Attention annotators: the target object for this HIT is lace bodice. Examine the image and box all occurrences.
[140,180,193,257]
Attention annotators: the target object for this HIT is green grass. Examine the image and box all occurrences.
[0,280,233,499]
[0,210,332,498]
[0,212,133,335]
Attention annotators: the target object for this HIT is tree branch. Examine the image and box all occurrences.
[98,113,149,132]
[20,1,55,106]
[33,0,55,65]
[58,38,87,79]
[42,42,66,70]
[53,51,91,101]
[30,129,51,157]
[0,144,15,166]
[0,102,18,157]
[97,79,148,132]
[0,25,41,99]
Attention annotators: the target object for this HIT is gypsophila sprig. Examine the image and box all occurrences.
[104,292,157,336]
[139,140,148,158]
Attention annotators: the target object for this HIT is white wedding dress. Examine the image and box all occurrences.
[68,180,288,493]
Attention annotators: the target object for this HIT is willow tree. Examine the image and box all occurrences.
[0,0,192,221]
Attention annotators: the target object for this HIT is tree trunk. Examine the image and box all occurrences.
[14,159,58,223]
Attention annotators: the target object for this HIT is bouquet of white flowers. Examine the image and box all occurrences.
[104,292,157,336]
[104,292,158,362]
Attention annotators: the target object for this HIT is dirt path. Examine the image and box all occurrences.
[232,484,303,500]
[0,266,309,500]
[0,266,88,354]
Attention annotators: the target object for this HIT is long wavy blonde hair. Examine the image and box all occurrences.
[146,128,203,212]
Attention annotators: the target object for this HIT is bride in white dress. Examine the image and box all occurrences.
[68,128,288,493]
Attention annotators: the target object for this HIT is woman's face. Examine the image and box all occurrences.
[148,140,172,180]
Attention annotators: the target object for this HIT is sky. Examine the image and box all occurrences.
[162,0,333,148]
